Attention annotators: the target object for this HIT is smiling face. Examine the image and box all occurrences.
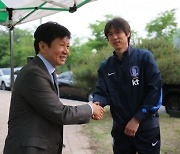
[39,36,70,67]
[107,26,130,54]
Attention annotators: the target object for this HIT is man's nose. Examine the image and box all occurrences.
[112,33,118,39]
[63,47,69,54]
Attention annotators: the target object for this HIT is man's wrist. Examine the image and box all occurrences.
[88,103,93,115]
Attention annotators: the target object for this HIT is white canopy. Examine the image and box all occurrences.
[0,0,97,90]
[0,0,96,28]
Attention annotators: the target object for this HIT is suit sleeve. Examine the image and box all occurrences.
[93,66,109,107]
[21,69,92,125]
[134,51,162,122]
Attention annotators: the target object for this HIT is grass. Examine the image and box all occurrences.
[82,107,180,154]
[160,113,180,154]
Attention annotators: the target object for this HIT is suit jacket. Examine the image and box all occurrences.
[3,56,92,154]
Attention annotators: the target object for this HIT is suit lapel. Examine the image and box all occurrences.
[33,56,59,97]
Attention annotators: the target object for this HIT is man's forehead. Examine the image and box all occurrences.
[108,26,122,33]
[56,37,70,42]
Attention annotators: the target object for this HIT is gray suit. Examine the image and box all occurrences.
[3,56,92,154]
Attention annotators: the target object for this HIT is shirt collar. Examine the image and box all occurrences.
[37,54,55,75]
[113,45,132,58]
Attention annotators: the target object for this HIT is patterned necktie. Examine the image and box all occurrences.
[52,72,59,96]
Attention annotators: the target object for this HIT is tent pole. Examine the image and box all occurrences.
[7,7,14,91]
[9,27,14,91]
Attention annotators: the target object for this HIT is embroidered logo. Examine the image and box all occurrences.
[152,141,158,146]
[108,72,115,76]
[130,66,139,77]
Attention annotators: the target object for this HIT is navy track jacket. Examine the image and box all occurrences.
[93,46,162,131]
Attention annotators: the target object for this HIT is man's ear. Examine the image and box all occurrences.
[127,32,131,38]
[39,41,48,53]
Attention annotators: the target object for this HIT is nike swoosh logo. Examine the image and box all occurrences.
[152,141,158,146]
[108,72,115,76]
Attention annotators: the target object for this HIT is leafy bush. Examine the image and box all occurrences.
[72,45,113,92]
[158,55,180,84]
[137,37,180,85]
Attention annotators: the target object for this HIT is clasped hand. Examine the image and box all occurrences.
[124,117,139,137]
[89,102,105,120]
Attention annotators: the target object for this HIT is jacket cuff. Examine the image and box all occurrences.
[93,94,107,107]
[134,109,147,123]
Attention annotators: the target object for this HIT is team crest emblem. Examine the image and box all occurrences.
[130,66,139,77]
[130,66,140,86]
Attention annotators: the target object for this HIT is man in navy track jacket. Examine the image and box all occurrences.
[93,17,162,154]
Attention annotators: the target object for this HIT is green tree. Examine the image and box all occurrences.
[0,28,9,67]
[72,45,113,92]
[13,28,34,66]
[86,15,114,50]
[174,28,180,49]
[0,28,34,67]
[137,8,180,85]
[146,9,177,39]
[136,37,180,85]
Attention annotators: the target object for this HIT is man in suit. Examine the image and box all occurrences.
[3,22,104,154]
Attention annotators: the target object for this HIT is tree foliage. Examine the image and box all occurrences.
[13,28,34,66]
[72,45,113,92]
[146,9,177,39]
[174,28,180,49]
[137,38,180,85]
[86,15,114,50]
[0,29,9,67]
[138,9,180,85]
[0,27,34,67]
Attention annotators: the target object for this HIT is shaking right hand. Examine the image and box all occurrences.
[88,102,105,120]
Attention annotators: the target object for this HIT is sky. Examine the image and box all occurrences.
[17,0,180,41]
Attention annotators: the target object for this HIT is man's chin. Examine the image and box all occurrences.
[59,61,66,66]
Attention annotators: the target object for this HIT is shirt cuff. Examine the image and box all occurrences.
[88,104,93,115]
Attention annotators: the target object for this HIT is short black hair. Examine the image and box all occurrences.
[104,17,131,44]
[34,22,71,55]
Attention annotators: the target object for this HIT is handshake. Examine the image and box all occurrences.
[88,102,105,120]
